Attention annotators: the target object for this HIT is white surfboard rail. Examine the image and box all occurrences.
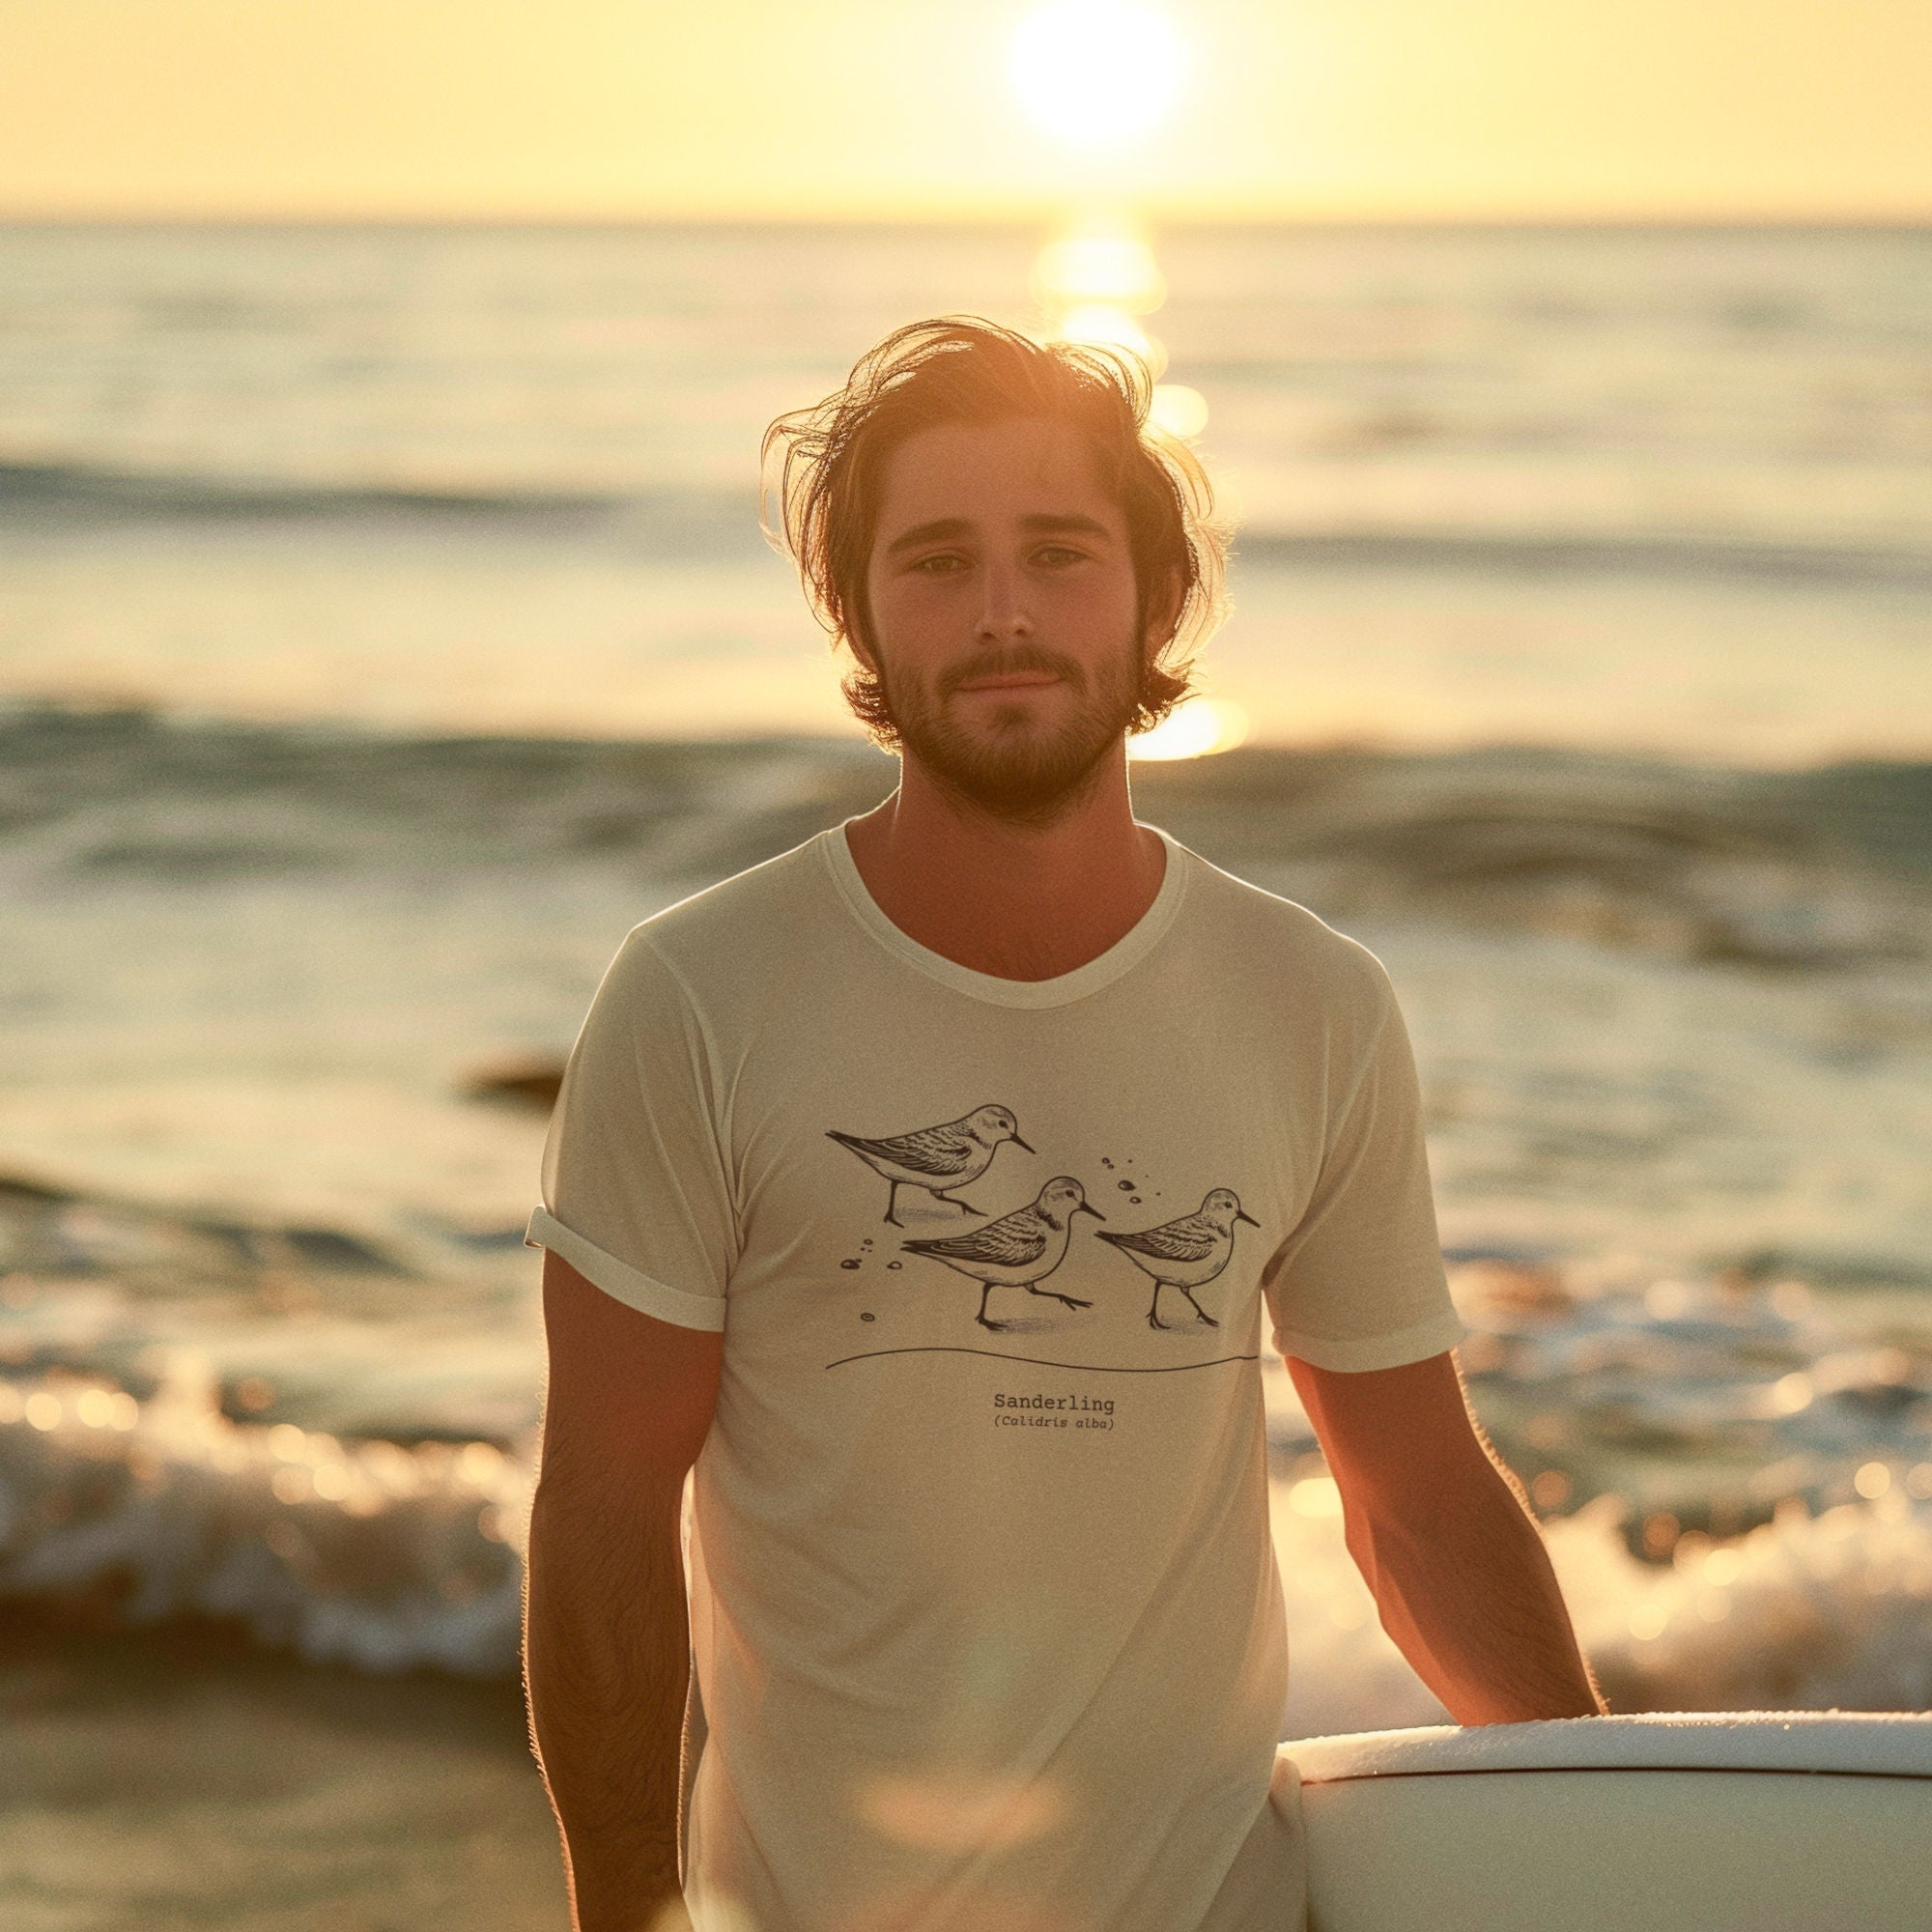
[1284,1712,1932,1932]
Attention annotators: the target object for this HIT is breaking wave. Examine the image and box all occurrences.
[3,1353,1929,1730]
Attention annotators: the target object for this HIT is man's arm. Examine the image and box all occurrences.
[1286,1347,1607,1725]
[524,1250,724,1932]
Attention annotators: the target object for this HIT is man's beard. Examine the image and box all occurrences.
[874,639,1143,822]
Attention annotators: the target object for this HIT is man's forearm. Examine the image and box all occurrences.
[523,1468,695,1930]
[1351,1456,1607,1725]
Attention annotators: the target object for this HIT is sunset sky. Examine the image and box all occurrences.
[3,0,1929,221]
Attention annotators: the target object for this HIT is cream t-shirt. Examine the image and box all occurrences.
[526,823,1466,1932]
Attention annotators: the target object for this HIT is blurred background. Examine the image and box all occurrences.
[3,3,1931,1926]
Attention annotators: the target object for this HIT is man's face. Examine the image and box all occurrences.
[860,415,1151,819]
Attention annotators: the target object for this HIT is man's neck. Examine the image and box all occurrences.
[841,746,1167,982]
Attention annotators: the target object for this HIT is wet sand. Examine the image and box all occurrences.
[0,1609,567,1932]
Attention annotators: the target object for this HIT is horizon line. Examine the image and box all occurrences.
[5,207,1931,233]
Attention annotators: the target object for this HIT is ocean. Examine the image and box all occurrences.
[2,220,1931,1923]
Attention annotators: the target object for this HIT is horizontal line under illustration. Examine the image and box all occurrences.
[824,1347,1264,1374]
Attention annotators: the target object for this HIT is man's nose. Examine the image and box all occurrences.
[975,559,1034,642]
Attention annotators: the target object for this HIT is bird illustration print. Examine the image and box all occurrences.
[1096,1188,1261,1330]
[900,1177,1104,1331]
[826,1104,1033,1226]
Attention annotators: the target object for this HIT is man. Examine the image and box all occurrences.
[523,318,1605,1932]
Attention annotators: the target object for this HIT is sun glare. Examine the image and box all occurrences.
[1009,1,1188,150]
[1128,697,1250,762]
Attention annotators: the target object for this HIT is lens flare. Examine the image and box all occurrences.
[1054,303,1164,377]
[1149,383,1208,439]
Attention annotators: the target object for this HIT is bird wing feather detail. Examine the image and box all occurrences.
[1100,1218,1219,1264]
[905,1218,1049,1267]
[837,1125,967,1177]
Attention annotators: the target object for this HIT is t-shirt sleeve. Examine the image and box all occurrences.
[1263,957,1466,1372]
[525,928,735,1331]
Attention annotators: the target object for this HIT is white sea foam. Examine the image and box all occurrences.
[1273,1478,1932,1738]
[0,1356,532,1676]
[4,1353,1930,1726]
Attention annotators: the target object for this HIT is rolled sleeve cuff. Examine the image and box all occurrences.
[1272,1302,1466,1373]
[525,1206,727,1333]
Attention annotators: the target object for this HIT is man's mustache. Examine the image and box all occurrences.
[938,647,1087,698]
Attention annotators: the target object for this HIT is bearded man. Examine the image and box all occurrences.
[522,318,1605,1932]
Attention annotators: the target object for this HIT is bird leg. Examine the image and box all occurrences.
[1026,1284,1091,1311]
[1147,1281,1171,1330]
[1179,1286,1219,1327]
[884,1181,903,1228]
[977,1282,1010,1332]
[935,1189,980,1215]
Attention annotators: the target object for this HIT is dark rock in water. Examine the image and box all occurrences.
[281,1227,406,1276]
[0,1170,75,1206]
[460,1058,564,1112]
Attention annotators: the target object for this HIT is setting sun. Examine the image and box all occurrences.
[1009,0,1188,151]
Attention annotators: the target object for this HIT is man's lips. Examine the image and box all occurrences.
[952,671,1064,694]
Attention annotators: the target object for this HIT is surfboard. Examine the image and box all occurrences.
[1285,1711,1932,1931]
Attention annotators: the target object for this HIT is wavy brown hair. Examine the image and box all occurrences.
[761,316,1231,749]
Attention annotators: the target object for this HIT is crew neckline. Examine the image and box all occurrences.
[818,821,1190,1009]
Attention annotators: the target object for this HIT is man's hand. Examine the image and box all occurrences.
[1287,1347,1607,1724]
[525,1252,724,1930]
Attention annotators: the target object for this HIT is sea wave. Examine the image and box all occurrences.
[0,1359,527,1677]
[0,460,763,555]
[10,707,1924,971]
[1231,527,1932,589]
[3,1153,1931,1716]
[3,1354,1929,1727]
[9,457,1931,590]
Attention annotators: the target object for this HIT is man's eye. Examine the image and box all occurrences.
[914,554,967,575]
[1035,546,1087,566]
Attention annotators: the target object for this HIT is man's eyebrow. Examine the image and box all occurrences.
[882,518,970,558]
[881,512,1116,558]
[1017,512,1114,541]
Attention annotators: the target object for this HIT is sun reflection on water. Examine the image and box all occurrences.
[1128,696,1249,761]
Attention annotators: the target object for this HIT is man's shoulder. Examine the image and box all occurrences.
[611,830,838,996]
[1174,839,1395,1012]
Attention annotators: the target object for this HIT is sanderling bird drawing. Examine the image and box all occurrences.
[826,1103,1033,1226]
[1096,1189,1261,1330]
[900,1177,1104,1331]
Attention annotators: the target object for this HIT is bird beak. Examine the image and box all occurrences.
[1236,1210,1260,1228]
[1077,1203,1105,1221]
[1011,1133,1036,1154]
